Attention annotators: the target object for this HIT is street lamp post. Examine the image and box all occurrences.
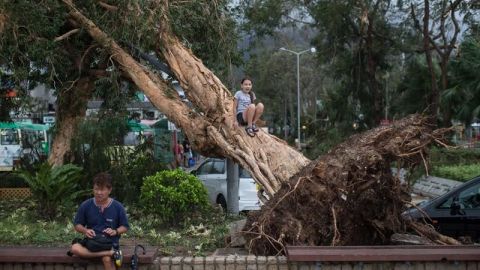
[279,47,316,149]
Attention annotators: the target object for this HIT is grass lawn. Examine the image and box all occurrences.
[0,199,237,256]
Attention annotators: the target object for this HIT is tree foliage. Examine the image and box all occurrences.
[0,0,240,165]
[237,0,480,140]
[443,37,480,125]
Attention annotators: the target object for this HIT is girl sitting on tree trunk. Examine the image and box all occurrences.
[233,77,264,137]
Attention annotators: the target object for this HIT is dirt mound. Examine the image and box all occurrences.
[244,114,457,255]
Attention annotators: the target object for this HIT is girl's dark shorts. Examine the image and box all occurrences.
[237,113,247,125]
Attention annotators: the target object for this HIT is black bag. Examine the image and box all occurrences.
[82,235,113,252]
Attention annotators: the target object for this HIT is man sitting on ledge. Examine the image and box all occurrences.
[70,172,129,270]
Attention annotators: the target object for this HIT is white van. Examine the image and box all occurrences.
[192,158,261,211]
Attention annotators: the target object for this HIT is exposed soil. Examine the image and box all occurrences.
[244,114,459,255]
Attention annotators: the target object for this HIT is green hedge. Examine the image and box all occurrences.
[429,147,480,166]
[0,174,28,188]
[431,164,480,182]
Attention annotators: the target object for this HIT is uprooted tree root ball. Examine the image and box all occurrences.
[244,114,459,255]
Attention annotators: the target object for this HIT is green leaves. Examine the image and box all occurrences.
[140,169,211,224]
[444,37,480,125]
[431,164,480,182]
[168,0,240,75]
[16,163,87,220]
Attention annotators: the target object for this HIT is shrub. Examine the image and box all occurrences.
[110,149,167,204]
[140,169,211,224]
[16,163,88,220]
[429,147,480,166]
[431,164,480,182]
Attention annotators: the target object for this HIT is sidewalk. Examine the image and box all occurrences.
[412,175,463,198]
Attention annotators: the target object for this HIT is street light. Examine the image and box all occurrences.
[279,47,316,149]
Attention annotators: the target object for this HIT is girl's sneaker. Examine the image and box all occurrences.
[245,126,256,137]
[252,124,259,132]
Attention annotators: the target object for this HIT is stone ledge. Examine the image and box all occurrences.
[0,246,157,264]
[2,247,480,270]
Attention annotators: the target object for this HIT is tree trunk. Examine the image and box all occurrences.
[440,58,452,126]
[48,76,95,166]
[422,0,440,118]
[63,0,309,196]
[365,14,383,125]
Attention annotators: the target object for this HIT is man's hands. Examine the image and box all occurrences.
[103,228,117,236]
[76,224,122,238]
[84,228,117,238]
[84,228,96,238]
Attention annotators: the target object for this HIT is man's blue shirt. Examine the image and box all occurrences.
[74,198,129,243]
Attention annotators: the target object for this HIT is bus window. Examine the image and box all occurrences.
[0,129,20,145]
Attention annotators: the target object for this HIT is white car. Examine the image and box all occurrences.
[192,158,261,211]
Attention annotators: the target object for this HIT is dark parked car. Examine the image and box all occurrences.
[402,175,480,242]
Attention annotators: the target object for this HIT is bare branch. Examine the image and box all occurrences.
[444,0,463,16]
[448,1,461,55]
[410,3,422,32]
[98,1,118,11]
[53,28,80,42]
[0,12,7,35]
[414,44,457,52]
[439,0,448,49]
[285,14,315,26]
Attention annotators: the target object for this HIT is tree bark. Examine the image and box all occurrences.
[365,12,383,125]
[422,0,439,118]
[48,76,95,166]
[62,0,309,196]
[0,12,6,36]
[411,0,462,124]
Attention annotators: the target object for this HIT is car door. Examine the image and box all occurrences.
[195,159,215,203]
[456,181,480,241]
[238,167,261,211]
[432,180,480,240]
[433,194,467,238]
[209,159,227,201]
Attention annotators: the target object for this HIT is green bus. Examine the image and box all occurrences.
[0,122,50,171]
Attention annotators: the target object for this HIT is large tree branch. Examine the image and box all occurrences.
[155,0,310,193]
[62,0,212,148]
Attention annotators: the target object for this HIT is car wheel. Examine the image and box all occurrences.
[217,195,227,212]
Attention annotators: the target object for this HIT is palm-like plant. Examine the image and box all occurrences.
[443,38,480,125]
[17,163,86,220]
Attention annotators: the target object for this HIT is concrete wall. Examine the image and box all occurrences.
[2,256,480,270]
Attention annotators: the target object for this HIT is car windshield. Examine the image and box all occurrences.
[239,167,251,178]
[438,180,480,209]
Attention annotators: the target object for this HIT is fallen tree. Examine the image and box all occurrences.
[244,114,460,255]
[60,1,459,253]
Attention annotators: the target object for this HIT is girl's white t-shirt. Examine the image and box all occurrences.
[234,90,256,114]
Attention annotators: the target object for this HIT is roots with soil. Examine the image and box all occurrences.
[244,114,459,255]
